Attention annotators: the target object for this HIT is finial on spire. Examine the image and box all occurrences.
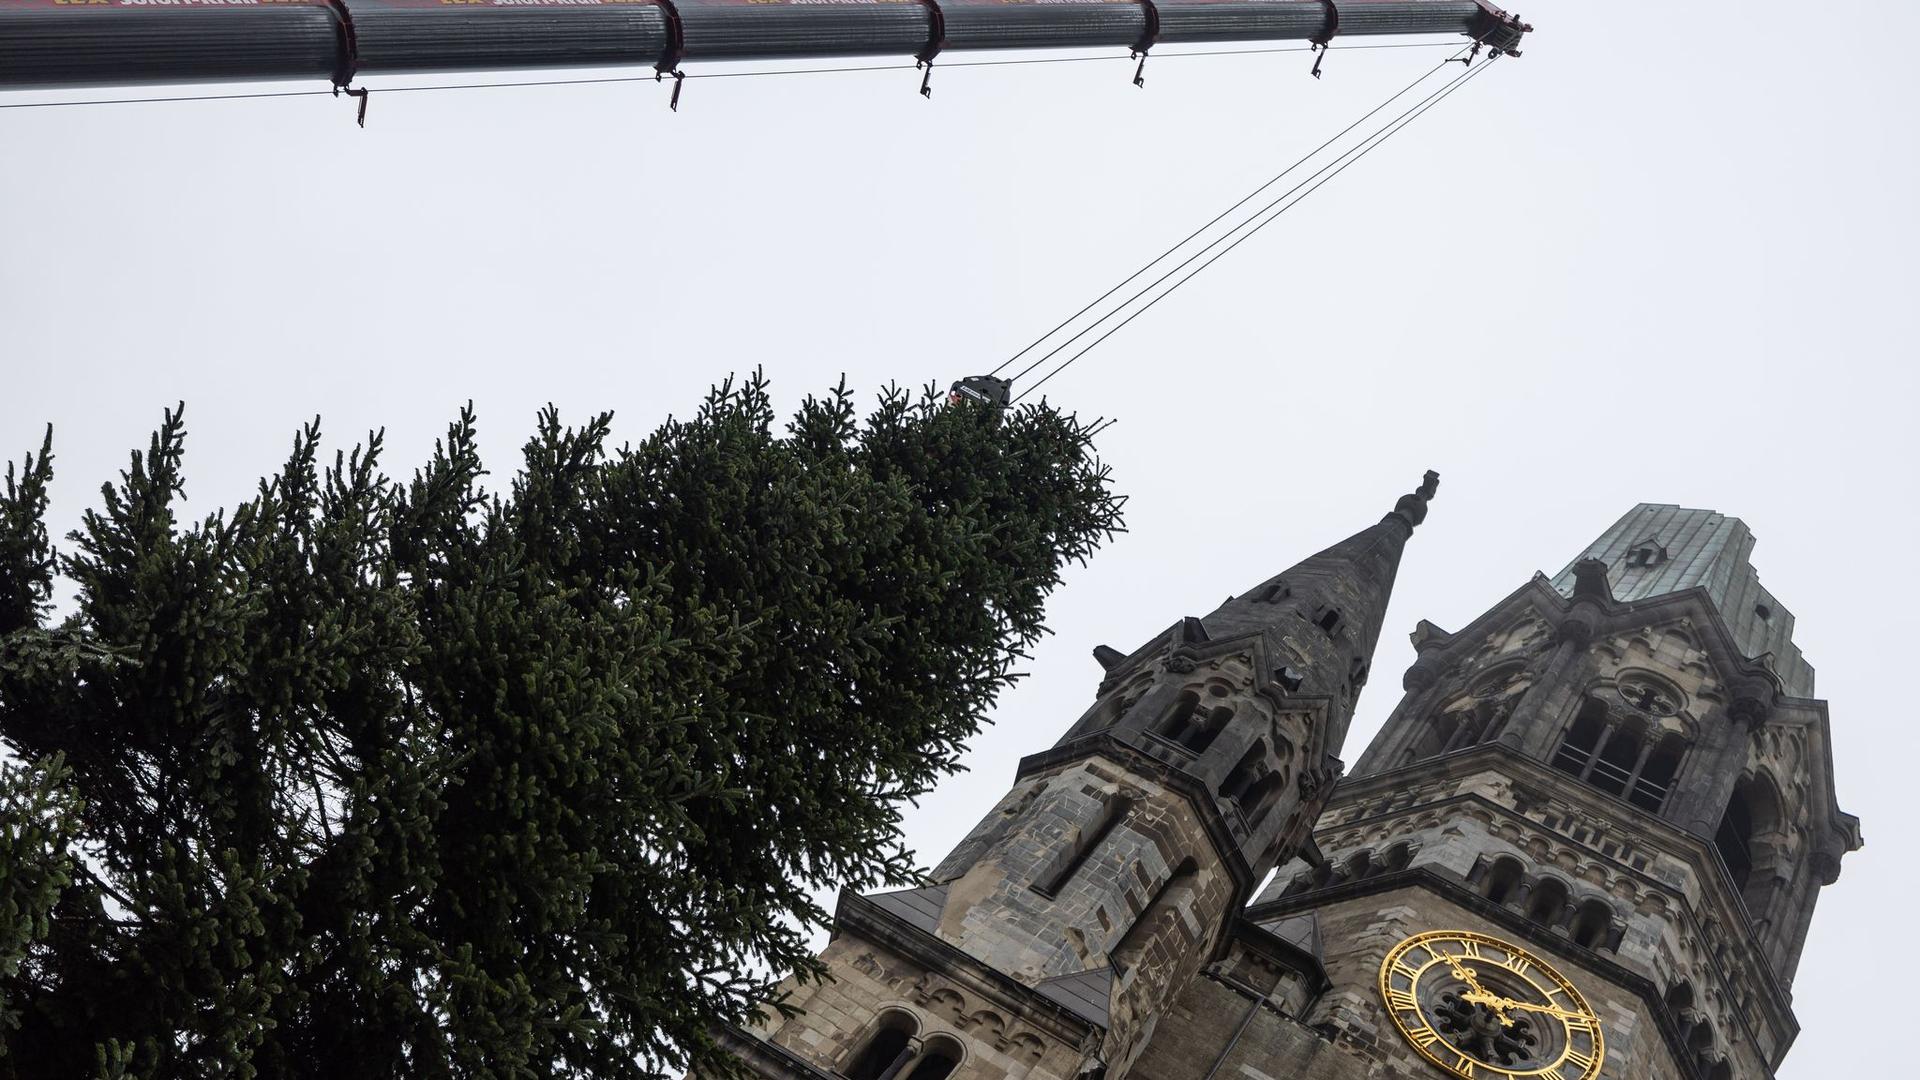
[1388,470,1441,530]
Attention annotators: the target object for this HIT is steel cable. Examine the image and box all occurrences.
[1009,55,1498,405]
[988,43,1470,380]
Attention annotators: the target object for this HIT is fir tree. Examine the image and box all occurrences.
[0,375,1122,1079]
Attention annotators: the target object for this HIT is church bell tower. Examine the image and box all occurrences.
[717,500,1859,1080]
[1225,504,1861,1080]
[718,474,1442,1080]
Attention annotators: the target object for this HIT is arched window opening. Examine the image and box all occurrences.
[1551,700,1607,778]
[1246,770,1289,825]
[1156,692,1230,754]
[1715,790,1756,892]
[1112,859,1199,975]
[1526,877,1570,928]
[1588,721,1644,796]
[1570,899,1614,949]
[1221,740,1272,820]
[1155,691,1198,745]
[1715,777,1783,915]
[843,1011,919,1080]
[1034,795,1133,898]
[1345,850,1374,881]
[1483,856,1526,906]
[1665,979,1696,1040]
[1382,843,1414,873]
[1555,698,1687,810]
[1629,737,1685,812]
[905,1037,963,1080]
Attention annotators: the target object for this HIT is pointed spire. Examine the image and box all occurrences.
[1194,472,1438,751]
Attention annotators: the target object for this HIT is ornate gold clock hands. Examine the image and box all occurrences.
[1461,991,1598,1025]
[1381,932,1607,1080]
[1441,953,1515,1027]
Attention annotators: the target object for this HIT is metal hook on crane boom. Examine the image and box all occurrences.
[1131,0,1161,87]
[916,0,946,97]
[1309,0,1339,78]
[655,0,687,110]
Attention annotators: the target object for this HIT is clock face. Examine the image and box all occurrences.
[1378,930,1605,1079]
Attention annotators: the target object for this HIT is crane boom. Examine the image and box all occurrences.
[0,0,1528,93]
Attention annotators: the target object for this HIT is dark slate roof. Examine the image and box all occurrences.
[862,883,950,935]
[1260,912,1324,962]
[1035,967,1113,1028]
[1549,504,1813,696]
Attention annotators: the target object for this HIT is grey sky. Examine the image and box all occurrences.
[3,0,1914,1073]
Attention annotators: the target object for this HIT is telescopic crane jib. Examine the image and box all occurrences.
[0,0,1528,96]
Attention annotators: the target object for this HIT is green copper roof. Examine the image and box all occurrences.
[1550,505,1814,697]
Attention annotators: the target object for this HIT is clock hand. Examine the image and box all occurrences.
[1462,992,1597,1024]
[1441,956,1514,1027]
[1440,953,1492,996]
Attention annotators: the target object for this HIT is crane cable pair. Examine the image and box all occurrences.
[948,44,1503,412]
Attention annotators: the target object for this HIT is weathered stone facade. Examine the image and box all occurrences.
[720,501,1858,1080]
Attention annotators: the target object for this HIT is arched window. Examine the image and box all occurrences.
[1551,700,1607,778]
[1686,1020,1717,1067]
[1246,770,1289,825]
[904,1036,963,1080]
[1588,721,1644,796]
[1345,850,1374,881]
[1554,697,1688,810]
[1382,843,1414,873]
[1526,877,1570,928]
[1570,899,1614,949]
[1630,736,1685,812]
[1156,692,1230,754]
[1033,794,1132,898]
[1715,777,1783,915]
[1715,786,1756,892]
[1222,740,1278,824]
[1664,978,1694,1015]
[1482,856,1526,906]
[843,1010,919,1080]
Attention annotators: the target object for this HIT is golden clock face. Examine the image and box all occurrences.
[1377,930,1605,1080]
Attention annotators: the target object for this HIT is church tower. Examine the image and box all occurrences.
[1195,504,1862,1080]
[718,474,1442,1080]
[718,500,1859,1080]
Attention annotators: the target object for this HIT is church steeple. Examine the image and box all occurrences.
[722,474,1440,1080]
[720,495,1857,1080]
[1258,503,1860,1080]
[1188,469,1438,751]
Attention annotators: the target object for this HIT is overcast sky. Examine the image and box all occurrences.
[4,0,1914,1073]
